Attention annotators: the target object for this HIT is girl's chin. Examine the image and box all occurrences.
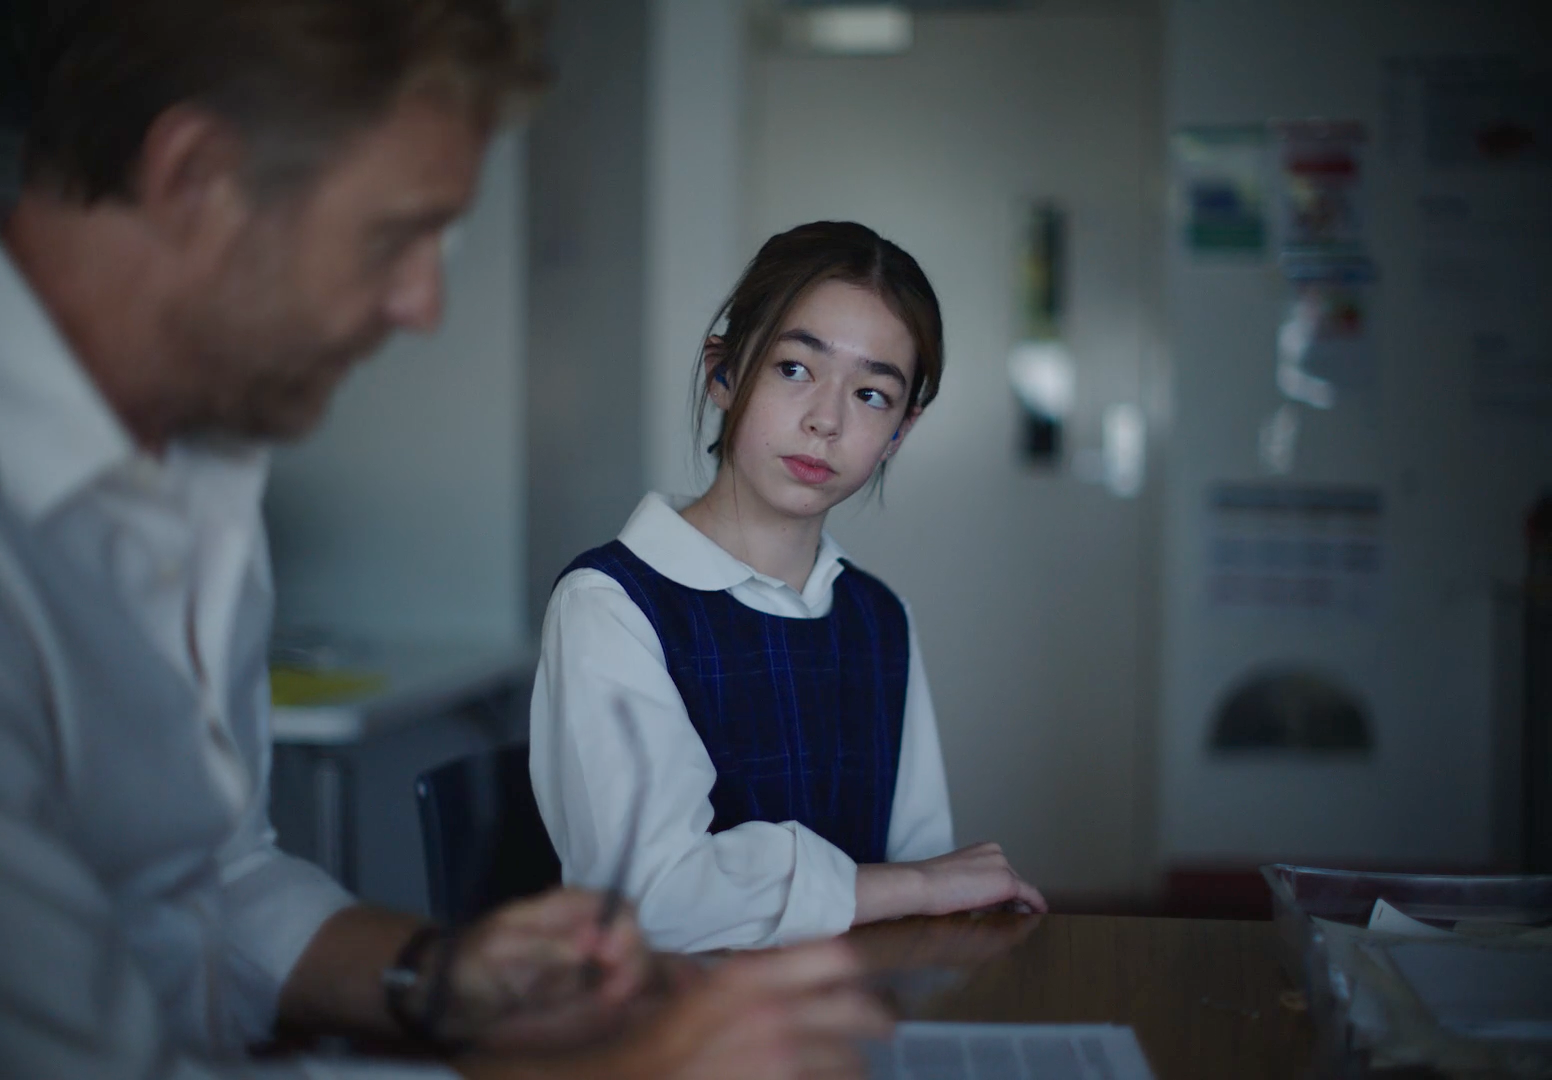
[729,466,864,520]
[767,483,859,519]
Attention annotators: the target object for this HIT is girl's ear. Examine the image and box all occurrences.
[882,407,923,461]
[703,336,733,409]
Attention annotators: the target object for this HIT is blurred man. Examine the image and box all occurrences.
[0,2,887,1077]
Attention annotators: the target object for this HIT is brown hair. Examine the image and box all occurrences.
[696,220,945,468]
[19,0,548,203]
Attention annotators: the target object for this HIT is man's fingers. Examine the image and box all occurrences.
[716,941,864,999]
[489,886,599,929]
[791,1036,872,1080]
[597,914,648,967]
[786,987,893,1041]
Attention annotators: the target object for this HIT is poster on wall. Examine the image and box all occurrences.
[1388,53,1552,423]
[1204,483,1384,621]
[1272,120,1368,259]
[1277,257,1379,409]
[1384,55,1551,169]
[1410,187,1552,421]
[1172,125,1268,256]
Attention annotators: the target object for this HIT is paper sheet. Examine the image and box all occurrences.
[864,1022,1155,1080]
[1367,898,1458,939]
[1383,941,1552,1042]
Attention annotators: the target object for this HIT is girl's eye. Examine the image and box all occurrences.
[857,388,893,410]
[776,360,811,381]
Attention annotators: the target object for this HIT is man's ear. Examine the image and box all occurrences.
[703,335,732,409]
[884,407,923,460]
[133,104,252,256]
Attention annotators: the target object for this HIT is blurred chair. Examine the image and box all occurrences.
[415,741,561,926]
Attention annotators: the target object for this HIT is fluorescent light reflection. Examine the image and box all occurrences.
[783,6,914,55]
[1008,340,1077,419]
[1101,403,1146,498]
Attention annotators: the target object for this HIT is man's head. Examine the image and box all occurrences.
[9,0,541,445]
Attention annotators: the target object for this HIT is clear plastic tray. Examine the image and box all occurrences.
[1260,864,1552,1078]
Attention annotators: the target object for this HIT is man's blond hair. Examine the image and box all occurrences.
[20,0,547,202]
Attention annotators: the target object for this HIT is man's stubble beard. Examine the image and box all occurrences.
[180,241,384,444]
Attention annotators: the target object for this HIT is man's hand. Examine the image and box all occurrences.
[279,890,651,1052]
[457,940,892,1080]
[854,842,1047,925]
[441,887,651,1050]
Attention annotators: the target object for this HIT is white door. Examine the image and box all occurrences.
[744,8,1163,895]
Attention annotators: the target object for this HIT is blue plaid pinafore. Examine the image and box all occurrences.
[559,541,910,864]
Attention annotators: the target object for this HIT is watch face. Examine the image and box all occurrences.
[384,926,448,1045]
[382,966,419,990]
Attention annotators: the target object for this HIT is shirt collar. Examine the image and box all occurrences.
[0,244,270,524]
[0,243,137,523]
[619,492,850,604]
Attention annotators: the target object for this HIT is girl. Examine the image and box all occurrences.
[529,221,1045,951]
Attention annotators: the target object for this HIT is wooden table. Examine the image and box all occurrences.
[848,912,1315,1080]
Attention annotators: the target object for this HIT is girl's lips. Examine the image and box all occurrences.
[782,455,835,484]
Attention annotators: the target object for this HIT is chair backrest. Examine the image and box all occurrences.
[415,741,562,926]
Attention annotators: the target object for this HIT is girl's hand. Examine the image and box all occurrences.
[854,842,1047,925]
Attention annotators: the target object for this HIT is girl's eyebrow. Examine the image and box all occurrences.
[861,358,909,389]
[777,328,831,353]
[777,328,909,389]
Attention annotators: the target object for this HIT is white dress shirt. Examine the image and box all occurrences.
[0,246,445,1077]
[530,492,955,952]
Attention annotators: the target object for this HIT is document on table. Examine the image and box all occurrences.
[1382,941,1552,1042]
[864,1022,1155,1080]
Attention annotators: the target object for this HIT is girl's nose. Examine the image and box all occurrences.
[804,379,849,438]
[805,400,842,438]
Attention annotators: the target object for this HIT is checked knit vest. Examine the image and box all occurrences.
[559,540,910,864]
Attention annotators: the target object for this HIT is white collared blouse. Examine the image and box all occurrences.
[529,492,955,952]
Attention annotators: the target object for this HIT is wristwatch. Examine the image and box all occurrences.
[382,925,457,1048]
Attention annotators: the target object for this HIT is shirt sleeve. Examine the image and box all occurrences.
[529,570,859,952]
[0,638,449,1080]
[211,751,357,1043]
[884,602,956,863]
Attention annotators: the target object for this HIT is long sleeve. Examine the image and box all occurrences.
[884,604,956,862]
[529,570,859,952]
[0,648,450,1080]
[210,678,358,1043]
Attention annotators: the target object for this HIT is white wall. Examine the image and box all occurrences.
[1160,0,1552,868]
[526,0,650,621]
[267,130,528,651]
[741,10,1165,895]
[645,0,748,497]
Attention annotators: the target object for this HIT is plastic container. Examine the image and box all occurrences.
[1260,864,1552,1077]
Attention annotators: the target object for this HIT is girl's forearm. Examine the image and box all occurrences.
[853,863,927,925]
[853,843,1048,924]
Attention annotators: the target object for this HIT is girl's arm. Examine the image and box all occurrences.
[882,604,955,862]
[856,605,1047,924]
[528,571,860,951]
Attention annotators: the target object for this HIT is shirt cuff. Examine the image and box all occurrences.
[220,849,355,996]
[769,826,858,944]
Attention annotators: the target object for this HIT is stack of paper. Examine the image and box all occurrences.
[1312,897,1552,1074]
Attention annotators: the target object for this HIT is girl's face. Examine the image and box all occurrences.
[711,279,920,522]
